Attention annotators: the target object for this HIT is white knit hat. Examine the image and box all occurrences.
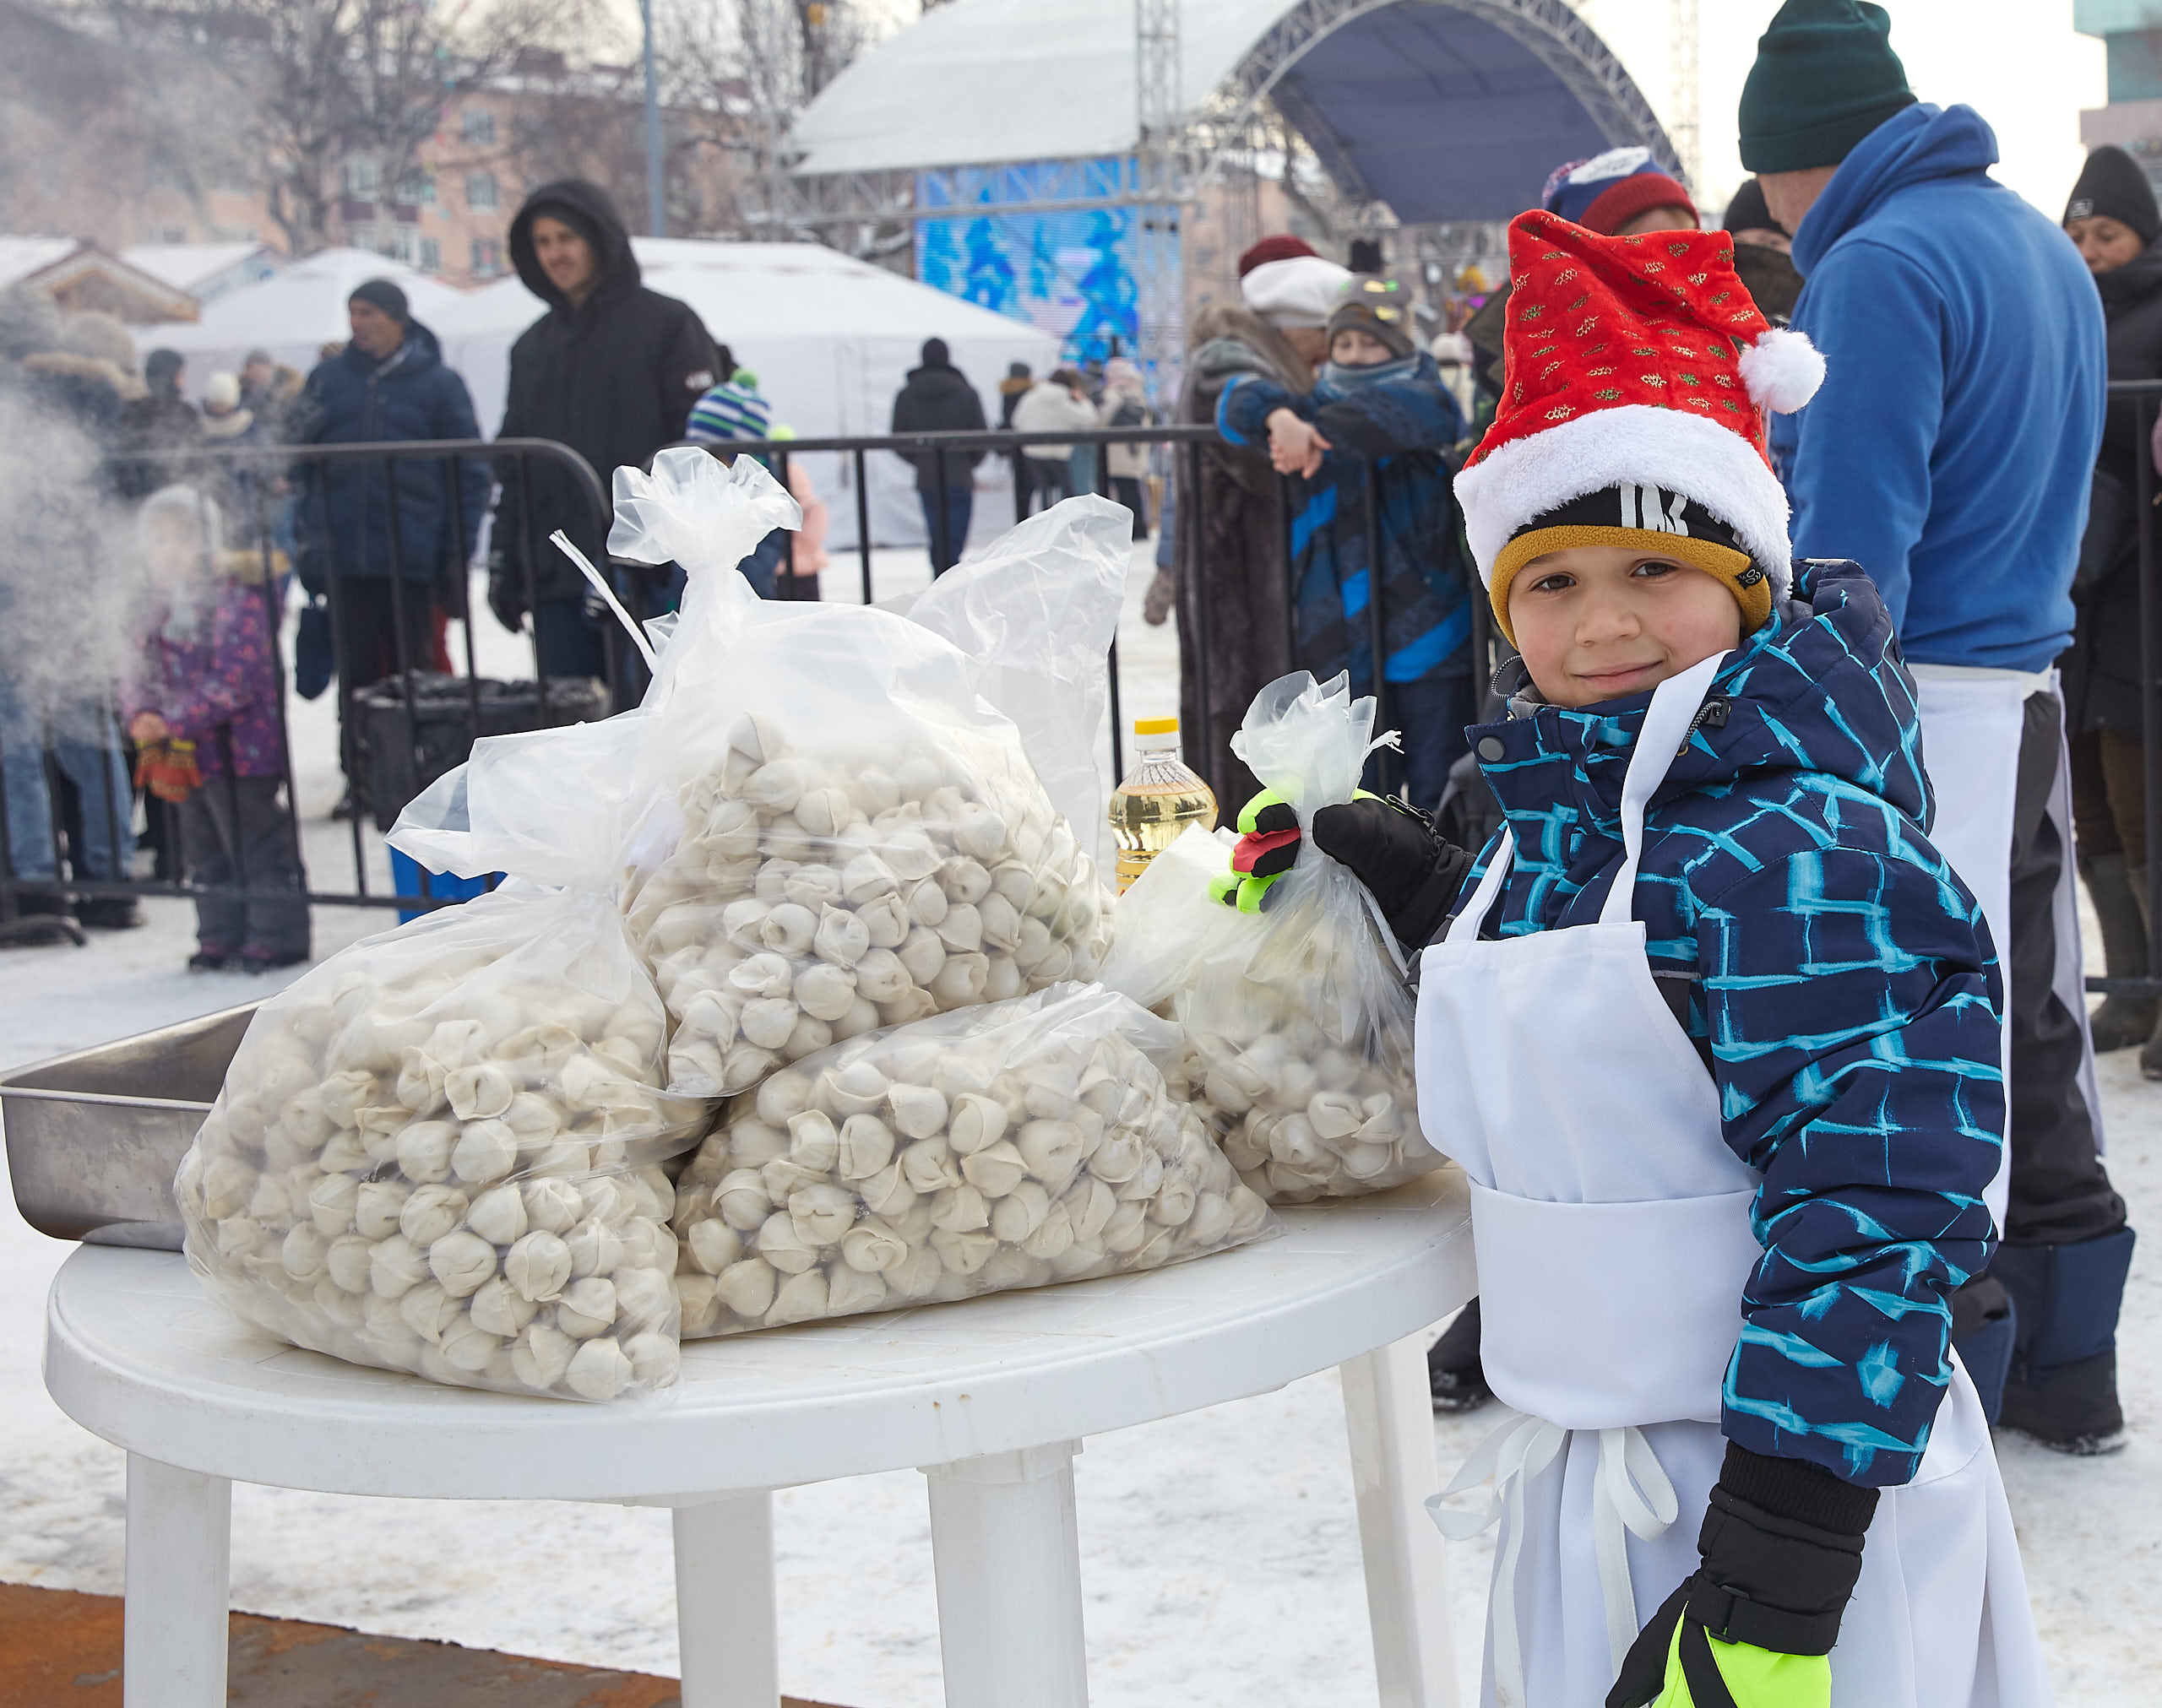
[1241,256,1354,330]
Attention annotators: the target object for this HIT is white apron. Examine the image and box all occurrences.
[1416,656,2051,1708]
[1909,666,2106,1220]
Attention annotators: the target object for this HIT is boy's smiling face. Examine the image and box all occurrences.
[1506,544,1741,708]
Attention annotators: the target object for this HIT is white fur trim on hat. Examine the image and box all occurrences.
[1241,256,1354,329]
[1737,327,1825,415]
[1454,403,1794,595]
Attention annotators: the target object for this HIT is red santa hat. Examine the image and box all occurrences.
[1453,209,1824,643]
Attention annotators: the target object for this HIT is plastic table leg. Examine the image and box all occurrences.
[922,1440,1089,1708]
[123,1452,231,1708]
[673,1491,780,1708]
[1341,1333,1460,1708]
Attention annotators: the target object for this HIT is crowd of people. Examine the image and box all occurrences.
[0,176,851,970]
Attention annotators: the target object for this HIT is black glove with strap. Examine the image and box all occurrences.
[1310,794,1473,952]
[1608,1443,1880,1708]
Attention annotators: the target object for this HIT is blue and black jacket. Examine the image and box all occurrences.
[1216,354,1473,695]
[1455,560,2002,1487]
[292,318,488,588]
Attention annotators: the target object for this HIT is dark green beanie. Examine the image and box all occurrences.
[1739,0,1916,175]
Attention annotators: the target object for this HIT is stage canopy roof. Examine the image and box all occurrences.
[789,0,1677,223]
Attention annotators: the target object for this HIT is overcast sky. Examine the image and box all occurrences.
[1558,0,2105,219]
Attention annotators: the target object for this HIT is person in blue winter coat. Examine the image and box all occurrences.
[1745,0,2129,1458]
[1225,211,2048,1706]
[1215,275,1474,813]
[292,280,488,807]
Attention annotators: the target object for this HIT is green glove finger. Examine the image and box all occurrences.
[1236,787,1298,837]
[1208,871,1241,908]
[1235,871,1284,913]
[1652,1621,1830,1708]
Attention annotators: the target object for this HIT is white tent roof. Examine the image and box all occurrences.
[119,241,281,296]
[790,0,1279,175]
[132,248,468,389]
[438,239,1058,550]
[0,236,81,290]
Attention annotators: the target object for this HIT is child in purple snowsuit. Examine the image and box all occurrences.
[128,486,309,972]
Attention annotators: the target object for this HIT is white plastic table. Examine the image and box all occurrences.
[45,1168,1475,1708]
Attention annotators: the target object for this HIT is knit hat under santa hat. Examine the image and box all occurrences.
[1453,209,1824,646]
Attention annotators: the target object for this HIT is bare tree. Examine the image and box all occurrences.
[86,0,599,256]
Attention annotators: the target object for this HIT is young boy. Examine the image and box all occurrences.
[1215,276,1475,812]
[1231,214,2047,1705]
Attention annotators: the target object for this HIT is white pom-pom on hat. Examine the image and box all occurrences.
[1737,327,1825,415]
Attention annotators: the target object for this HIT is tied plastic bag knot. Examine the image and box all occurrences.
[610,446,801,581]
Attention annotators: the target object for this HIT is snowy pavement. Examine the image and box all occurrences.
[2,531,2158,1704]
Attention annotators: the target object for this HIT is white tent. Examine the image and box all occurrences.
[130,248,468,393]
[432,238,1058,550]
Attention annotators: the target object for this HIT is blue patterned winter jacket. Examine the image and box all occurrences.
[1456,559,2002,1487]
[1216,355,1473,694]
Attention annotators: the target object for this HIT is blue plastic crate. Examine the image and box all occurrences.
[388,847,497,924]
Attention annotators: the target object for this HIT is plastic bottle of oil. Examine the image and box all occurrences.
[1109,717,1219,893]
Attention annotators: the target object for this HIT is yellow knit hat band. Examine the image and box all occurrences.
[1488,525,1767,648]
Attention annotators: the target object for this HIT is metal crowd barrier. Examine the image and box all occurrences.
[0,437,610,938]
[707,420,1494,799]
[0,420,1490,943]
[2094,379,2162,998]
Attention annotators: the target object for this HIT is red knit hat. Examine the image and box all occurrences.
[1237,234,1318,278]
[1453,209,1824,643]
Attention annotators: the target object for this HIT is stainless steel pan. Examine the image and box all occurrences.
[2,1001,258,1250]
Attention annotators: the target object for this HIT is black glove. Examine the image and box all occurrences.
[1309,794,1473,951]
[1608,1443,1880,1708]
[487,567,526,635]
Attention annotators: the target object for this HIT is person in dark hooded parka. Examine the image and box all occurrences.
[487,179,721,680]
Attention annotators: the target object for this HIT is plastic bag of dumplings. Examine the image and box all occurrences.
[177,718,710,1402]
[1103,675,1445,1204]
[598,450,1126,1100]
[668,982,1279,1334]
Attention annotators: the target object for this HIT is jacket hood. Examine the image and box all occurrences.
[20,349,148,402]
[340,317,445,378]
[1478,560,1932,849]
[1793,103,2000,274]
[2095,236,2162,317]
[1185,300,1315,393]
[510,178,639,312]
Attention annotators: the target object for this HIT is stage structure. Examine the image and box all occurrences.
[784,0,1679,391]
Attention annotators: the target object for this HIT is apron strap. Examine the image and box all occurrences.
[1598,652,1730,928]
[1443,827,1516,945]
[1429,1412,1682,1700]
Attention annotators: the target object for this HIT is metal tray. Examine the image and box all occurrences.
[2,1001,258,1250]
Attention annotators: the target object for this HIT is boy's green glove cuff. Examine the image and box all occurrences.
[1647,1622,1828,1708]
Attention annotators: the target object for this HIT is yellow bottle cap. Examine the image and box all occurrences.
[1133,717,1179,735]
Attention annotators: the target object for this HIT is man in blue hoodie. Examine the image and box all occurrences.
[1743,0,2131,1456]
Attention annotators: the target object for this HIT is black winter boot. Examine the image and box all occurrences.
[2083,854,2156,1051]
[1994,1229,2136,1454]
[1428,1299,1491,1412]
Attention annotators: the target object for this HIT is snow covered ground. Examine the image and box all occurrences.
[1,529,2157,1705]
